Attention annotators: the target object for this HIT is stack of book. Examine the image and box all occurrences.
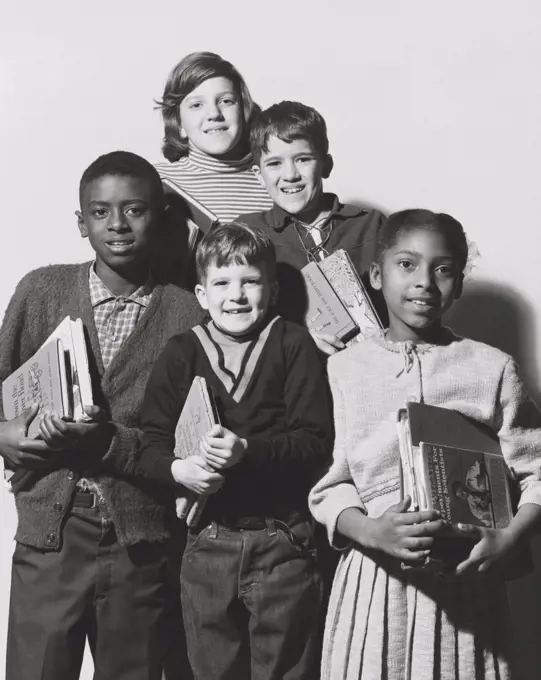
[2,316,93,438]
[396,402,530,575]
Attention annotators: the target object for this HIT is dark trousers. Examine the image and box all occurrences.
[180,517,322,680]
[6,505,177,680]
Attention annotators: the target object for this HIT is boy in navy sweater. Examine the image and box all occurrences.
[139,223,333,680]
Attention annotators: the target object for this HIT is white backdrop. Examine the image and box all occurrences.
[1,1,541,678]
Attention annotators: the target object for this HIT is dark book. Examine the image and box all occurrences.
[173,376,220,526]
[301,261,359,343]
[397,402,530,576]
[162,178,220,247]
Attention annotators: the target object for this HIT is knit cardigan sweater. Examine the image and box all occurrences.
[0,263,204,549]
[309,331,541,547]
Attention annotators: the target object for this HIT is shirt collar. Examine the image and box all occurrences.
[88,263,153,308]
[265,193,367,232]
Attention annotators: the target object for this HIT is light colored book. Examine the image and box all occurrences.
[46,316,93,421]
[174,376,220,526]
[2,338,70,439]
[301,261,359,342]
[318,249,383,344]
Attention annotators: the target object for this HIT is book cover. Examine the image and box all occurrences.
[396,403,528,576]
[421,443,512,529]
[2,338,70,439]
[301,261,359,342]
[162,178,220,249]
[318,249,383,344]
[174,376,220,526]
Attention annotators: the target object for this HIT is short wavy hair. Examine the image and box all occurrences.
[79,150,164,209]
[156,52,258,162]
[250,101,330,165]
[195,223,276,284]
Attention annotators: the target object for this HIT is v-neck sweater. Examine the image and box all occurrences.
[0,262,205,549]
[139,316,333,518]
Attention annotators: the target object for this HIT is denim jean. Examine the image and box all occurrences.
[180,517,323,680]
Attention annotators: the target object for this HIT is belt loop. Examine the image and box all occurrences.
[209,521,219,539]
[266,518,277,536]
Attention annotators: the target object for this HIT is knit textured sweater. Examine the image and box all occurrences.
[309,330,541,547]
[0,262,204,549]
[139,316,333,518]
[155,147,273,223]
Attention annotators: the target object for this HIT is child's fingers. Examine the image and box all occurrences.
[396,509,441,525]
[406,518,445,536]
[399,548,431,565]
[403,535,434,552]
[206,424,223,438]
[387,497,412,514]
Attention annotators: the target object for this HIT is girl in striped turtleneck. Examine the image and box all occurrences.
[155,51,272,224]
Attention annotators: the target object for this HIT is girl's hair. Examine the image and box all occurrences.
[376,209,469,272]
[250,101,329,165]
[156,52,258,162]
[196,223,276,283]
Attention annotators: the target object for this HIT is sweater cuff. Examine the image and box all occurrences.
[310,483,366,549]
[154,455,177,485]
[101,423,140,474]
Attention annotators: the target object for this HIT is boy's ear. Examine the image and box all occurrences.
[369,261,382,290]
[76,210,88,238]
[194,283,209,310]
[322,154,334,180]
[252,164,266,189]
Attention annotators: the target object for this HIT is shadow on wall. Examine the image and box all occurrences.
[447,279,541,680]
[445,280,541,406]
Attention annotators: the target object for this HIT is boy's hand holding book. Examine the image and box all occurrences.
[199,424,247,470]
[171,455,224,496]
[37,405,113,458]
[0,404,60,471]
[309,330,346,356]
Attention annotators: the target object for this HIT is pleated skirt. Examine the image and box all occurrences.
[321,547,514,680]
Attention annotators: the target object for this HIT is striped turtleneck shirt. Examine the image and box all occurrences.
[155,147,273,223]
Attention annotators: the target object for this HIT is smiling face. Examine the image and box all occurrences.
[253,136,331,222]
[195,260,276,338]
[370,227,463,343]
[179,76,244,158]
[77,174,158,292]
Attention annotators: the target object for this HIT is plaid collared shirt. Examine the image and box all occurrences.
[89,265,153,369]
[77,265,154,500]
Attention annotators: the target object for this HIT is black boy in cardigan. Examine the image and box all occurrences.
[0,152,204,680]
